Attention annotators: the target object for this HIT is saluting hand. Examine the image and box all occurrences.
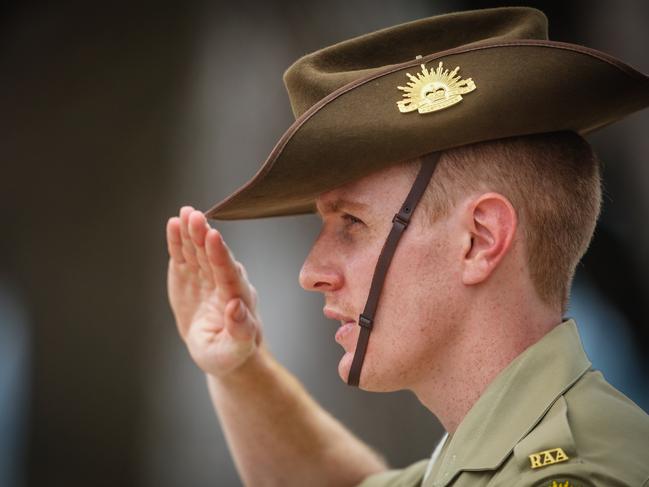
[166,206,262,377]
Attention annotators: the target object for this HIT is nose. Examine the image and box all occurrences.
[299,241,344,293]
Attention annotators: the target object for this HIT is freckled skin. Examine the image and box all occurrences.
[301,164,467,394]
[300,163,561,433]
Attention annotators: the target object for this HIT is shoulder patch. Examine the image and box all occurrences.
[532,476,596,487]
[529,447,570,469]
[548,480,577,487]
[514,397,577,471]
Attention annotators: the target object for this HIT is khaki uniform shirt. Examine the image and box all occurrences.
[358,320,649,487]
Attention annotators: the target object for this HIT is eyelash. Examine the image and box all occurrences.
[342,213,363,226]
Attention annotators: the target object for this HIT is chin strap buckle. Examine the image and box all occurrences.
[358,314,374,330]
[392,212,410,228]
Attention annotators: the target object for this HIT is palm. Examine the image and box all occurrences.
[166,207,260,377]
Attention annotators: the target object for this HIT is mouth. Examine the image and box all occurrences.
[323,307,357,344]
[335,321,356,343]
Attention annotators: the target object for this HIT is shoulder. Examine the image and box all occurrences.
[564,369,649,452]
[502,370,649,487]
[355,459,429,487]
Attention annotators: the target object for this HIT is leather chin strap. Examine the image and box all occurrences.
[347,152,441,387]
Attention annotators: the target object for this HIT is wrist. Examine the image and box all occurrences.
[207,345,272,388]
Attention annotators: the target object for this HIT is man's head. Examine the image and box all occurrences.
[204,7,644,393]
[299,131,601,390]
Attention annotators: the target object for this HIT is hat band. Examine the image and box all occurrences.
[347,152,441,387]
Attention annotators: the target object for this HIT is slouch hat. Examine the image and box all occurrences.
[205,6,649,220]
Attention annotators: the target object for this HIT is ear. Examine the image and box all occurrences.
[461,193,518,286]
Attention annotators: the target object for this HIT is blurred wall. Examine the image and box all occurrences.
[1,1,647,486]
[1,1,201,485]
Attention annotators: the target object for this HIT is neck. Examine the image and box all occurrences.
[410,297,561,434]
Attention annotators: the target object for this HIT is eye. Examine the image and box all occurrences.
[342,213,364,226]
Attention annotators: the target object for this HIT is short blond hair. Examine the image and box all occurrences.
[416,132,602,312]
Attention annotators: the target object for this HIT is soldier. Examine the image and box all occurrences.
[165,7,649,486]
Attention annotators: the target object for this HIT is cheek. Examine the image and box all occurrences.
[342,237,387,306]
[391,234,455,302]
[364,236,461,377]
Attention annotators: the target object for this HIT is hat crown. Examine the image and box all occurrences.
[283,7,548,118]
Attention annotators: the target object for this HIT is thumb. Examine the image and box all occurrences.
[224,298,257,343]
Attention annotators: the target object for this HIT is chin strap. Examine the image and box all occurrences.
[347,152,441,387]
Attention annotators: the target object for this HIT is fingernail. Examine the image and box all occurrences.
[234,300,246,322]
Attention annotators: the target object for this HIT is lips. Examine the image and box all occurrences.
[323,307,357,344]
[323,307,355,323]
[334,321,356,343]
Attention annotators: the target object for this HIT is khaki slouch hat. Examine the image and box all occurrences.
[205,6,649,221]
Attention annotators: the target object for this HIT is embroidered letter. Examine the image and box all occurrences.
[528,448,570,469]
[529,453,543,468]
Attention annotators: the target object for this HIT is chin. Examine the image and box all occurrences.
[337,351,354,382]
[337,353,402,393]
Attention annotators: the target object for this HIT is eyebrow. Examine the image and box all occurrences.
[316,198,370,216]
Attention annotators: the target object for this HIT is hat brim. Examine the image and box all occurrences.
[206,39,649,220]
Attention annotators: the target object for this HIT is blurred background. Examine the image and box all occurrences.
[1,1,648,486]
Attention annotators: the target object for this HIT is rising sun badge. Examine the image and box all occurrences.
[396,61,476,114]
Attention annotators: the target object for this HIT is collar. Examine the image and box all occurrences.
[428,319,591,487]
[423,433,449,482]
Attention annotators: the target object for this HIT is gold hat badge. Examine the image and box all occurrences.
[397,61,476,114]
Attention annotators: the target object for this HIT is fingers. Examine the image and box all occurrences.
[166,217,185,263]
[178,207,218,287]
[188,210,215,286]
[172,205,253,305]
[224,298,257,342]
[235,261,248,280]
[235,262,258,310]
[205,227,252,305]
[179,206,200,270]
